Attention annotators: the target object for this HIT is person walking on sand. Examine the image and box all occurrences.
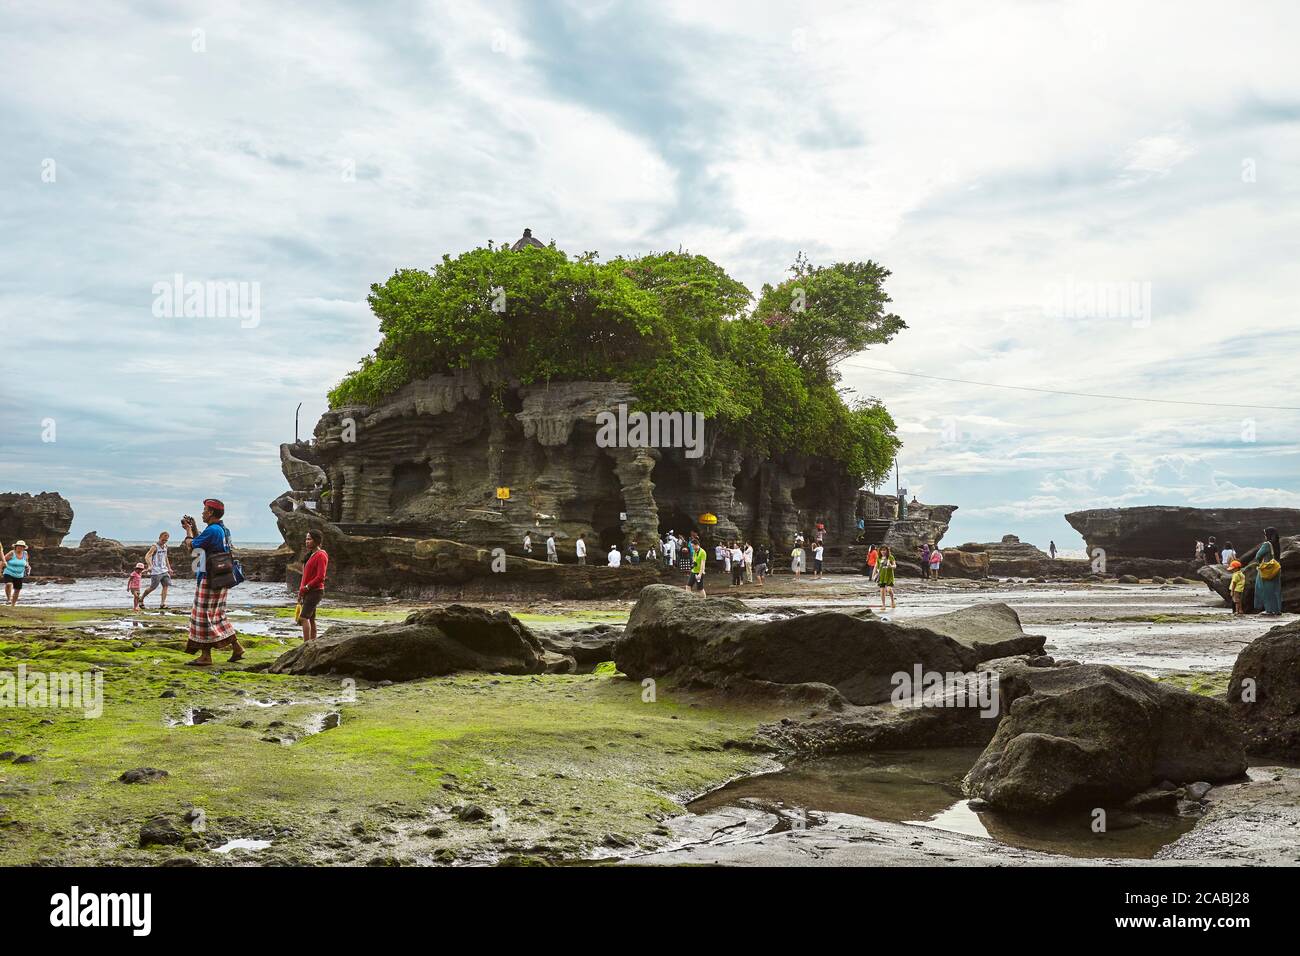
[1253,527,1284,616]
[791,542,805,576]
[1228,560,1246,615]
[182,499,245,666]
[576,534,587,565]
[920,543,932,580]
[297,529,329,643]
[690,535,707,596]
[546,532,557,563]
[1049,540,1058,560]
[731,541,744,586]
[877,546,897,610]
[929,546,943,580]
[140,531,174,609]
[127,562,145,610]
[753,543,768,586]
[3,541,31,606]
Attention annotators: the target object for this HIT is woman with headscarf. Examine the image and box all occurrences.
[182,498,245,665]
[1252,526,1284,616]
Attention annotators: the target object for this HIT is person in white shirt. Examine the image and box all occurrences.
[743,542,754,583]
[1220,542,1236,566]
[813,542,825,577]
[575,534,587,565]
[607,545,622,567]
[523,532,532,556]
[730,543,744,586]
[546,533,557,563]
[665,534,677,569]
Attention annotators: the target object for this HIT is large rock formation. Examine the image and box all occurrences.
[962,661,1246,813]
[0,492,73,548]
[271,368,957,592]
[957,535,1060,578]
[270,605,548,680]
[1066,506,1300,561]
[1227,619,1300,757]
[1200,534,1300,613]
[614,585,1044,705]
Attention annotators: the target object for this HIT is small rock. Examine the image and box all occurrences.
[455,804,489,823]
[424,826,445,838]
[12,755,37,765]
[1186,781,1213,801]
[139,816,184,848]
[159,690,177,699]
[119,768,169,785]
[0,751,15,761]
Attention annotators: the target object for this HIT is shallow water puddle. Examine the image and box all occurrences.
[689,748,1196,860]
[213,839,272,854]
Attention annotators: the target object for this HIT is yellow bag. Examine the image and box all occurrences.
[1259,559,1282,580]
[293,602,304,623]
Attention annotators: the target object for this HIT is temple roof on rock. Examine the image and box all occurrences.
[510,227,545,251]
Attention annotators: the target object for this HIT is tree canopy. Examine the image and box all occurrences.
[329,241,906,485]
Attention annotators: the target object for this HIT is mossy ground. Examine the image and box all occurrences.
[0,605,790,866]
[1156,670,1232,697]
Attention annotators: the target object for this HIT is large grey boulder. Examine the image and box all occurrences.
[1227,619,1300,757]
[270,604,546,680]
[615,585,1044,706]
[963,662,1246,813]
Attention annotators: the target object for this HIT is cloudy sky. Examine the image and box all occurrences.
[2,0,1298,550]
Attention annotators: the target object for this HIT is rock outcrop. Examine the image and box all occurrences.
[1227,619,1300,757]
[0,492,73,548]
[956,535,1070,578]
[1066,506,1300,561]
[269,604,548,680]
[272,498,669,599]
[1199,534,1300,613]
[614,585,1044,705]
[962,661,1246,813]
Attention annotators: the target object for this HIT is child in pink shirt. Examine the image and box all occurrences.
[128,562,145,610]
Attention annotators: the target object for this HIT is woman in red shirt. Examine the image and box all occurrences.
[298,529,329,642]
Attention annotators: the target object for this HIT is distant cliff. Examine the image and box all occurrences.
[1066,506,1300,560]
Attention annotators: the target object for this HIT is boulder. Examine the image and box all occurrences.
[1227,619,1300,757]
[939,548,989,578]
[962,662,1246,813]
[615,585,1044,705]
[0,492,73,548]
[956,535,1076,578]
[1200,535,1300,613]
[270,604,547,680]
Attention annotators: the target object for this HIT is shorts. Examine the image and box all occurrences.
[298,588,324,620]
[689,573,705,591]
[150,573,171,588]
[755,563,768,576]
[2,574,23,592]
[814,559,823,572]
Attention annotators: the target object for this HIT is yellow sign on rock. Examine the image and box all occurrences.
[496,487,511,500]
[698,512,718,525]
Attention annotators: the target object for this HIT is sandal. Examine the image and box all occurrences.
[228,652,245,663]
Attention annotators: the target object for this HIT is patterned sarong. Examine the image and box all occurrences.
[186,577,237,652]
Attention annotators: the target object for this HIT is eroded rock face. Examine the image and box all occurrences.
[962,662,1246,813]
[615,585,1044,706]
[276,368,875,559]
[1200,535,1299,613]
[1227,619,1300,757]
[957,535,1069,578]
[0,492,73,548]
[1066,506,1300,561]
[269,604,547,680]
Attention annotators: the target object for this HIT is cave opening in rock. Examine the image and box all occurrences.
[590,453,627,551]
[390,460,433,512]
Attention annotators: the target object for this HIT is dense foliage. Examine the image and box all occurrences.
[329,242,906,483]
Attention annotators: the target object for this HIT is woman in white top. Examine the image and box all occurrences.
[607,545,622,567]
